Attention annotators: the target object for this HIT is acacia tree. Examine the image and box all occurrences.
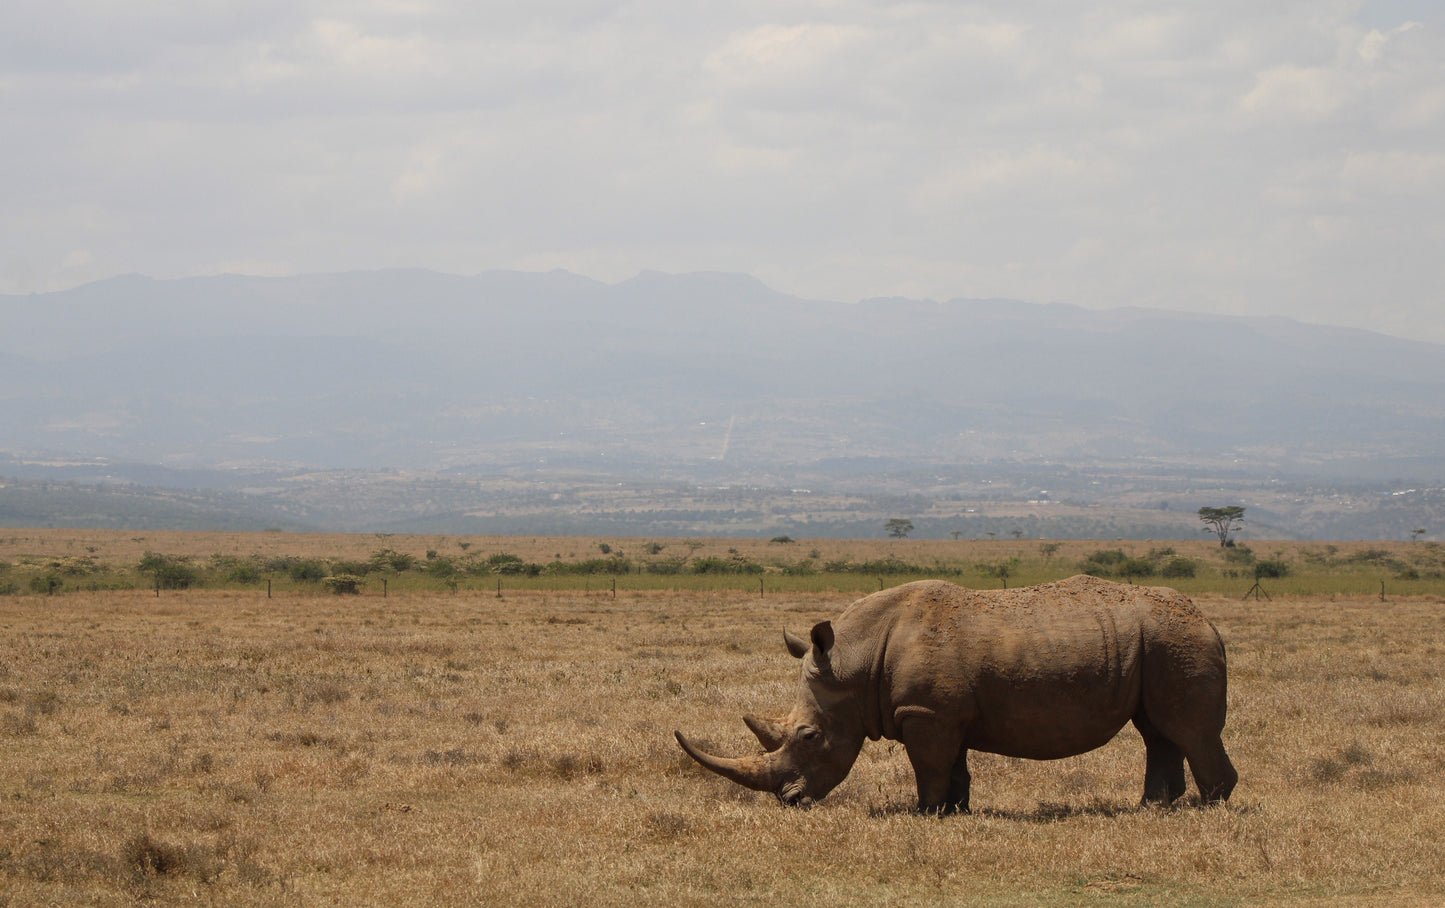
[885,518,914,539]
[1198,506,1246,547]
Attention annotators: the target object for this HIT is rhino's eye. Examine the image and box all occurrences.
[798,726,820,741]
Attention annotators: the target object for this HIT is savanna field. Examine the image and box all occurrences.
[1,531,1443,906]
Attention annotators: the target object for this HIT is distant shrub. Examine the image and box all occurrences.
[1117,557,1156,578]
[286,559,327,583]
[1080,549,1153,579]
[1080,549,1127,576]
[814,557,919,575]
[1349,548,1393,565]
[138,552,200,590]
[849,558,913,575]
[426,556,459,578]
[1254,559,1291,579]
[1161,556,1197,578]
[369,549,416,572]
[29,574,62,595]
[50,555,101,576]
[690,556,763,575]
[259,556,327,582]
[975,558,1021,586]
[770,536,796,544]
[225,561,264,584]
[488,553,543,576]
[566,558,631,575]
[323,575,364,595]
[1224,544,1256,566]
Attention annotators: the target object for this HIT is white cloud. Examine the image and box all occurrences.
[1339,150,1445,194]
[1240,65,1346,120]
[1,1,1443,343]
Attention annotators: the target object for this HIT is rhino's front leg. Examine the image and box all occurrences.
[899,713,968,813]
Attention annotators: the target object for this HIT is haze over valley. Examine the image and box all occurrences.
[3,270,1442,540]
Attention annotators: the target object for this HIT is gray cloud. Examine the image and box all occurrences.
[3,0,1442,342]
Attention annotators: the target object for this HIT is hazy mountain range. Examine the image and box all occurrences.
[2,269,1443,538]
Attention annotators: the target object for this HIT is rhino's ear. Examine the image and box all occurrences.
[810,621,835,661]
[783,628,810,659]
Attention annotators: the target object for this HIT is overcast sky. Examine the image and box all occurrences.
[3,1,1443,342]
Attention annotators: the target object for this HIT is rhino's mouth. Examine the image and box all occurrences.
[776,782,814,808]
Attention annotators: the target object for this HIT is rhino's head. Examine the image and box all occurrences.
[675,620,865,806]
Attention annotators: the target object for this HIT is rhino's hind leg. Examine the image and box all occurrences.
[1133,713,1187,804]
[945,750,971,814]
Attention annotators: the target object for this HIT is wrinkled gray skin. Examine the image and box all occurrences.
[675,575,1237,812]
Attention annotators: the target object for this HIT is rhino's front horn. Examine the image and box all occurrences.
[674,731,782,793]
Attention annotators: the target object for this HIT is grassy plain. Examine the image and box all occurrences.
[1,532,1443,906]
[2,528,1443,598]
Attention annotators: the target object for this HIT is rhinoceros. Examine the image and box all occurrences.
[675,575,1237,812]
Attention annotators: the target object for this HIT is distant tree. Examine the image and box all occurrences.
[885,518,914,539]
[1039,542,1062,559]
[1010,529,1024,540]
[1198,506,1246,548]
[975,558,1021,589]
[1411,528,1427,542]
[950,530,962,541]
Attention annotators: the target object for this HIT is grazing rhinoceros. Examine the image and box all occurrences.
[675,575,1237,812]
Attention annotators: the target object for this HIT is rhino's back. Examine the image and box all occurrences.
[840,576,1222,757]
[840,574,1199,651]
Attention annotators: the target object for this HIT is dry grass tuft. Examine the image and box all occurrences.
[121,832,218,883]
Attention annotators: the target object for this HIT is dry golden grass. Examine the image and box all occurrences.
[1,563,1443,905]
[1,526,1168,568]
[3,526,1420,567]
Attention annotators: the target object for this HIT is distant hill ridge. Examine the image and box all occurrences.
[3,269,1443,479]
